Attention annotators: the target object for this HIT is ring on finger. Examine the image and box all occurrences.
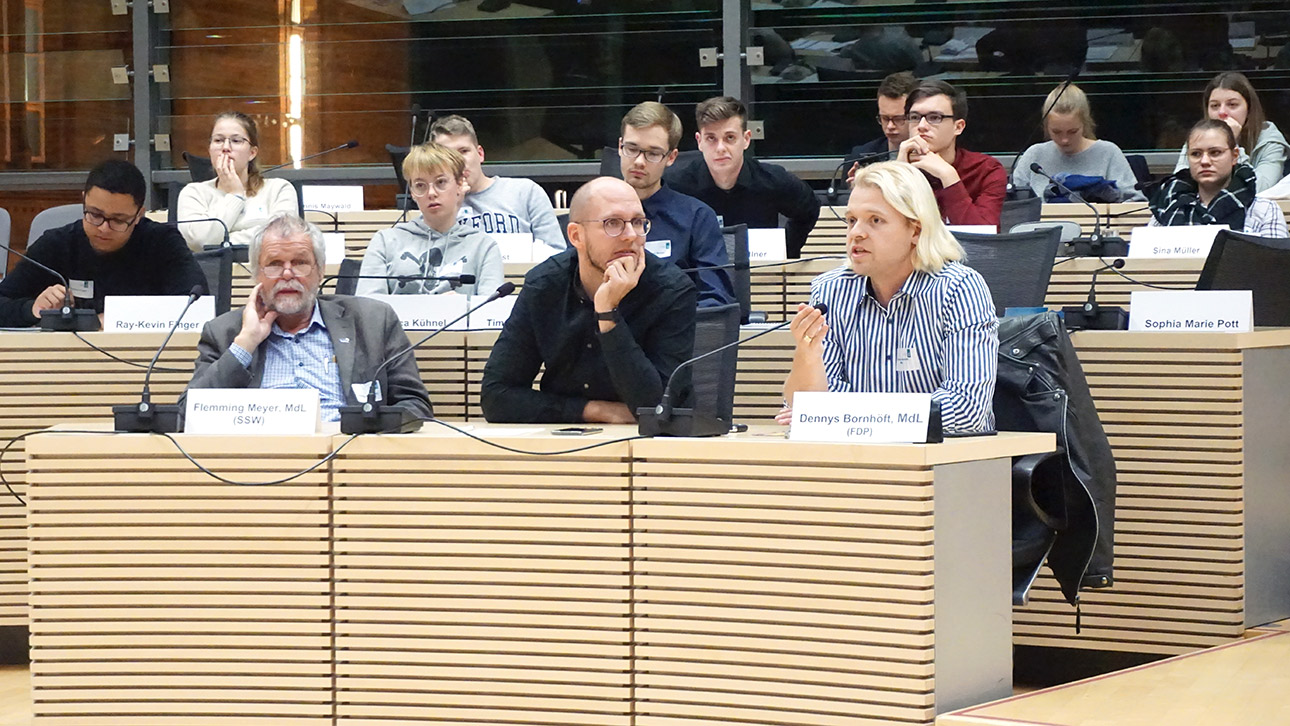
[803,334,813,344]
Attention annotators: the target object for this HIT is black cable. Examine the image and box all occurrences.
[426,418,651,456]
[72,331,191,373]
[1095,256,1194,290]
[0,429,122,505]
[154,430,362,486]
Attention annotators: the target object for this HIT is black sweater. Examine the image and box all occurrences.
[0,218,209,327]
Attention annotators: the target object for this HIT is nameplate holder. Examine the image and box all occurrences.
[302,185,364,213]
[322,233,347,265]
[366,294,471,331]
[1129,290,1252,332]
[494,233,537,263]
[468,295,517,329]
[1128,225,1226,258]
[185,389,320,434]
[747,228,787,261]
[103,295,215,333]
[789,392,933,443]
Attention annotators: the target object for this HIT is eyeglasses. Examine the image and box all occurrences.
[210,136,250,147]
[410,177,456,197]
[261,261,315,278]
[876,114,908,126]
[1188,147,1232,161]
[576,217,651,237]
[620,143,668,163]
[83,208,139,233]
[907,112,956,126]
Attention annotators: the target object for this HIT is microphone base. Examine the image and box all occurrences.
[202,243,249,264]
[1062,305,1128,331]
[1065,237,1128,257]
[636,408,731,438]
[39,308,98,332]
[339,404,424,434]
[112,403,182,433]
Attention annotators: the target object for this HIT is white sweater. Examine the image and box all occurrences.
[176,177,299,252]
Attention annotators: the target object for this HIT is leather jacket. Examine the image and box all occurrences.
[995,312,1116,605]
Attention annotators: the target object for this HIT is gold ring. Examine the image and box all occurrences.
[803,334,813,344]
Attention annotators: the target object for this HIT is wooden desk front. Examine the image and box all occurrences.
[26,427,1052,725]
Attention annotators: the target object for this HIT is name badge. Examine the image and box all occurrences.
[301,185,364,213]
[645,239,672,259]
[103,295,216,333]
[185,388,320,434]
[494,232,537,263]
[69,278,94,298]
[1129,225,1227,258]
[469,295,516,329]
[895,346,921,372]
[1129,290,1252,332]
[365,293,470,331]
[790,391,933,443]
[747,228,787,261]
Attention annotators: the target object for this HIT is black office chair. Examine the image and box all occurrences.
[1125,154,1152,186]
[557,212,570,246]
[191,246,233,315]
[335,258,362,296]
[720,223,754,324]
[953,227,1062,316]
[182,151,216,183]
[1197,229,1290,326]
[599,146,622,179]
[689,302,741,427]
[998,193,1043,234]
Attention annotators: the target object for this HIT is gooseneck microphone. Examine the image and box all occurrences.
[827,150,898,203]
[0,239,99,331]
[259,140,360,174]
[1029,163,1128,257]
[112,285,206,432]
[340,282,517,434]
[1061,258,1128,331]
[638,302,828,437]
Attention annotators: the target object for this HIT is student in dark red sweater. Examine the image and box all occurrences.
[896,80,1007,228]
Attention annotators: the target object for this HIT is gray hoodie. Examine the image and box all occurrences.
[358,217,504,297]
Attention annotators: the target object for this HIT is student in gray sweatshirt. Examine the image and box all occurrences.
[358,142,504,297]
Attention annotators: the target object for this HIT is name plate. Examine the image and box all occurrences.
[366,293,470,331]
[302,185,364,213]
[747,228,787,261]
[494,233,537,262]
[103,295,215,333]
[1128,225,1227,258]
[789,391,933,443]
[1129,290,1252,332]
[469,295,517,329]
[185,388,320,434]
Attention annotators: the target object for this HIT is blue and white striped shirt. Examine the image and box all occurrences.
[810,261,998,433]
[230,304,346,421]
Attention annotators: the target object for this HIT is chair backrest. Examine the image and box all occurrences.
[721,223,751,324]
[0,207,10,278]
[953,226,1063,316]
[1197,229,1290,326]
[1125,154,1152,185]
[998,193,1043,234]
[28,204,83,246]
[1009,220,1081,242]
[190,245,234,315]
[334,257,362,296]
[689,302,741,424]
[182,151,216,183]
[599,146,622,179]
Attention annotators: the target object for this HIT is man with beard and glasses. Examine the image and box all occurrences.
[480,177,697,424]
[186,213,432,423]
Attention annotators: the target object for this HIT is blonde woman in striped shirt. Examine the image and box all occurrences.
[780,161,998,433]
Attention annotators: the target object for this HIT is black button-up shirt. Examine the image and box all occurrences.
[480,249,697,423]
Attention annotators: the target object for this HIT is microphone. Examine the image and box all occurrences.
[1006,69,1079,195]
[112,285,206,433]
[827,150,897,203]
[0,240,99,331]
[339,281,516,434]
[1061,258,1128,331]
[637,302,828,437]
[321,272,477,292]
[259,140,359,174]
[1029,163,1127,257]
[172,216,247,263]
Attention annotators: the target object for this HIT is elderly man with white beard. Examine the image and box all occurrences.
[186,213,432,422]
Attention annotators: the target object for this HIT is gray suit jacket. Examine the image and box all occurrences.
[186,295,433,420]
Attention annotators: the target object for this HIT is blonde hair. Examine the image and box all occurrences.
[1043,83,1097,141]
[402,141,466,181]
[429,114,478,145]
[852,161,963,274]
[621,101,683,150]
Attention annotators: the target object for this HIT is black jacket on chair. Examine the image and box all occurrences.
[995,312,1116,605]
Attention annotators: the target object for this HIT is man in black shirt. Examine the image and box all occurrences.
[480,177,697,424]
[0,159,208,328]
[665,96,820,258]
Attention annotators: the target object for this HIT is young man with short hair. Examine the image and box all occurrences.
[848,71,919,162]
[430,114,565,250]
[665,96,820,258]
[619,101,734,307]
[897,80,1007,228]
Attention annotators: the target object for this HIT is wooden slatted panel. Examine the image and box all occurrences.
[733,328,794,422]
[25,431,333,725]
[1044,257,1204,310]
[330,432,634,725]
[631,438,939,726]
[464,331,498,421]
[1013,335,1247,655]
